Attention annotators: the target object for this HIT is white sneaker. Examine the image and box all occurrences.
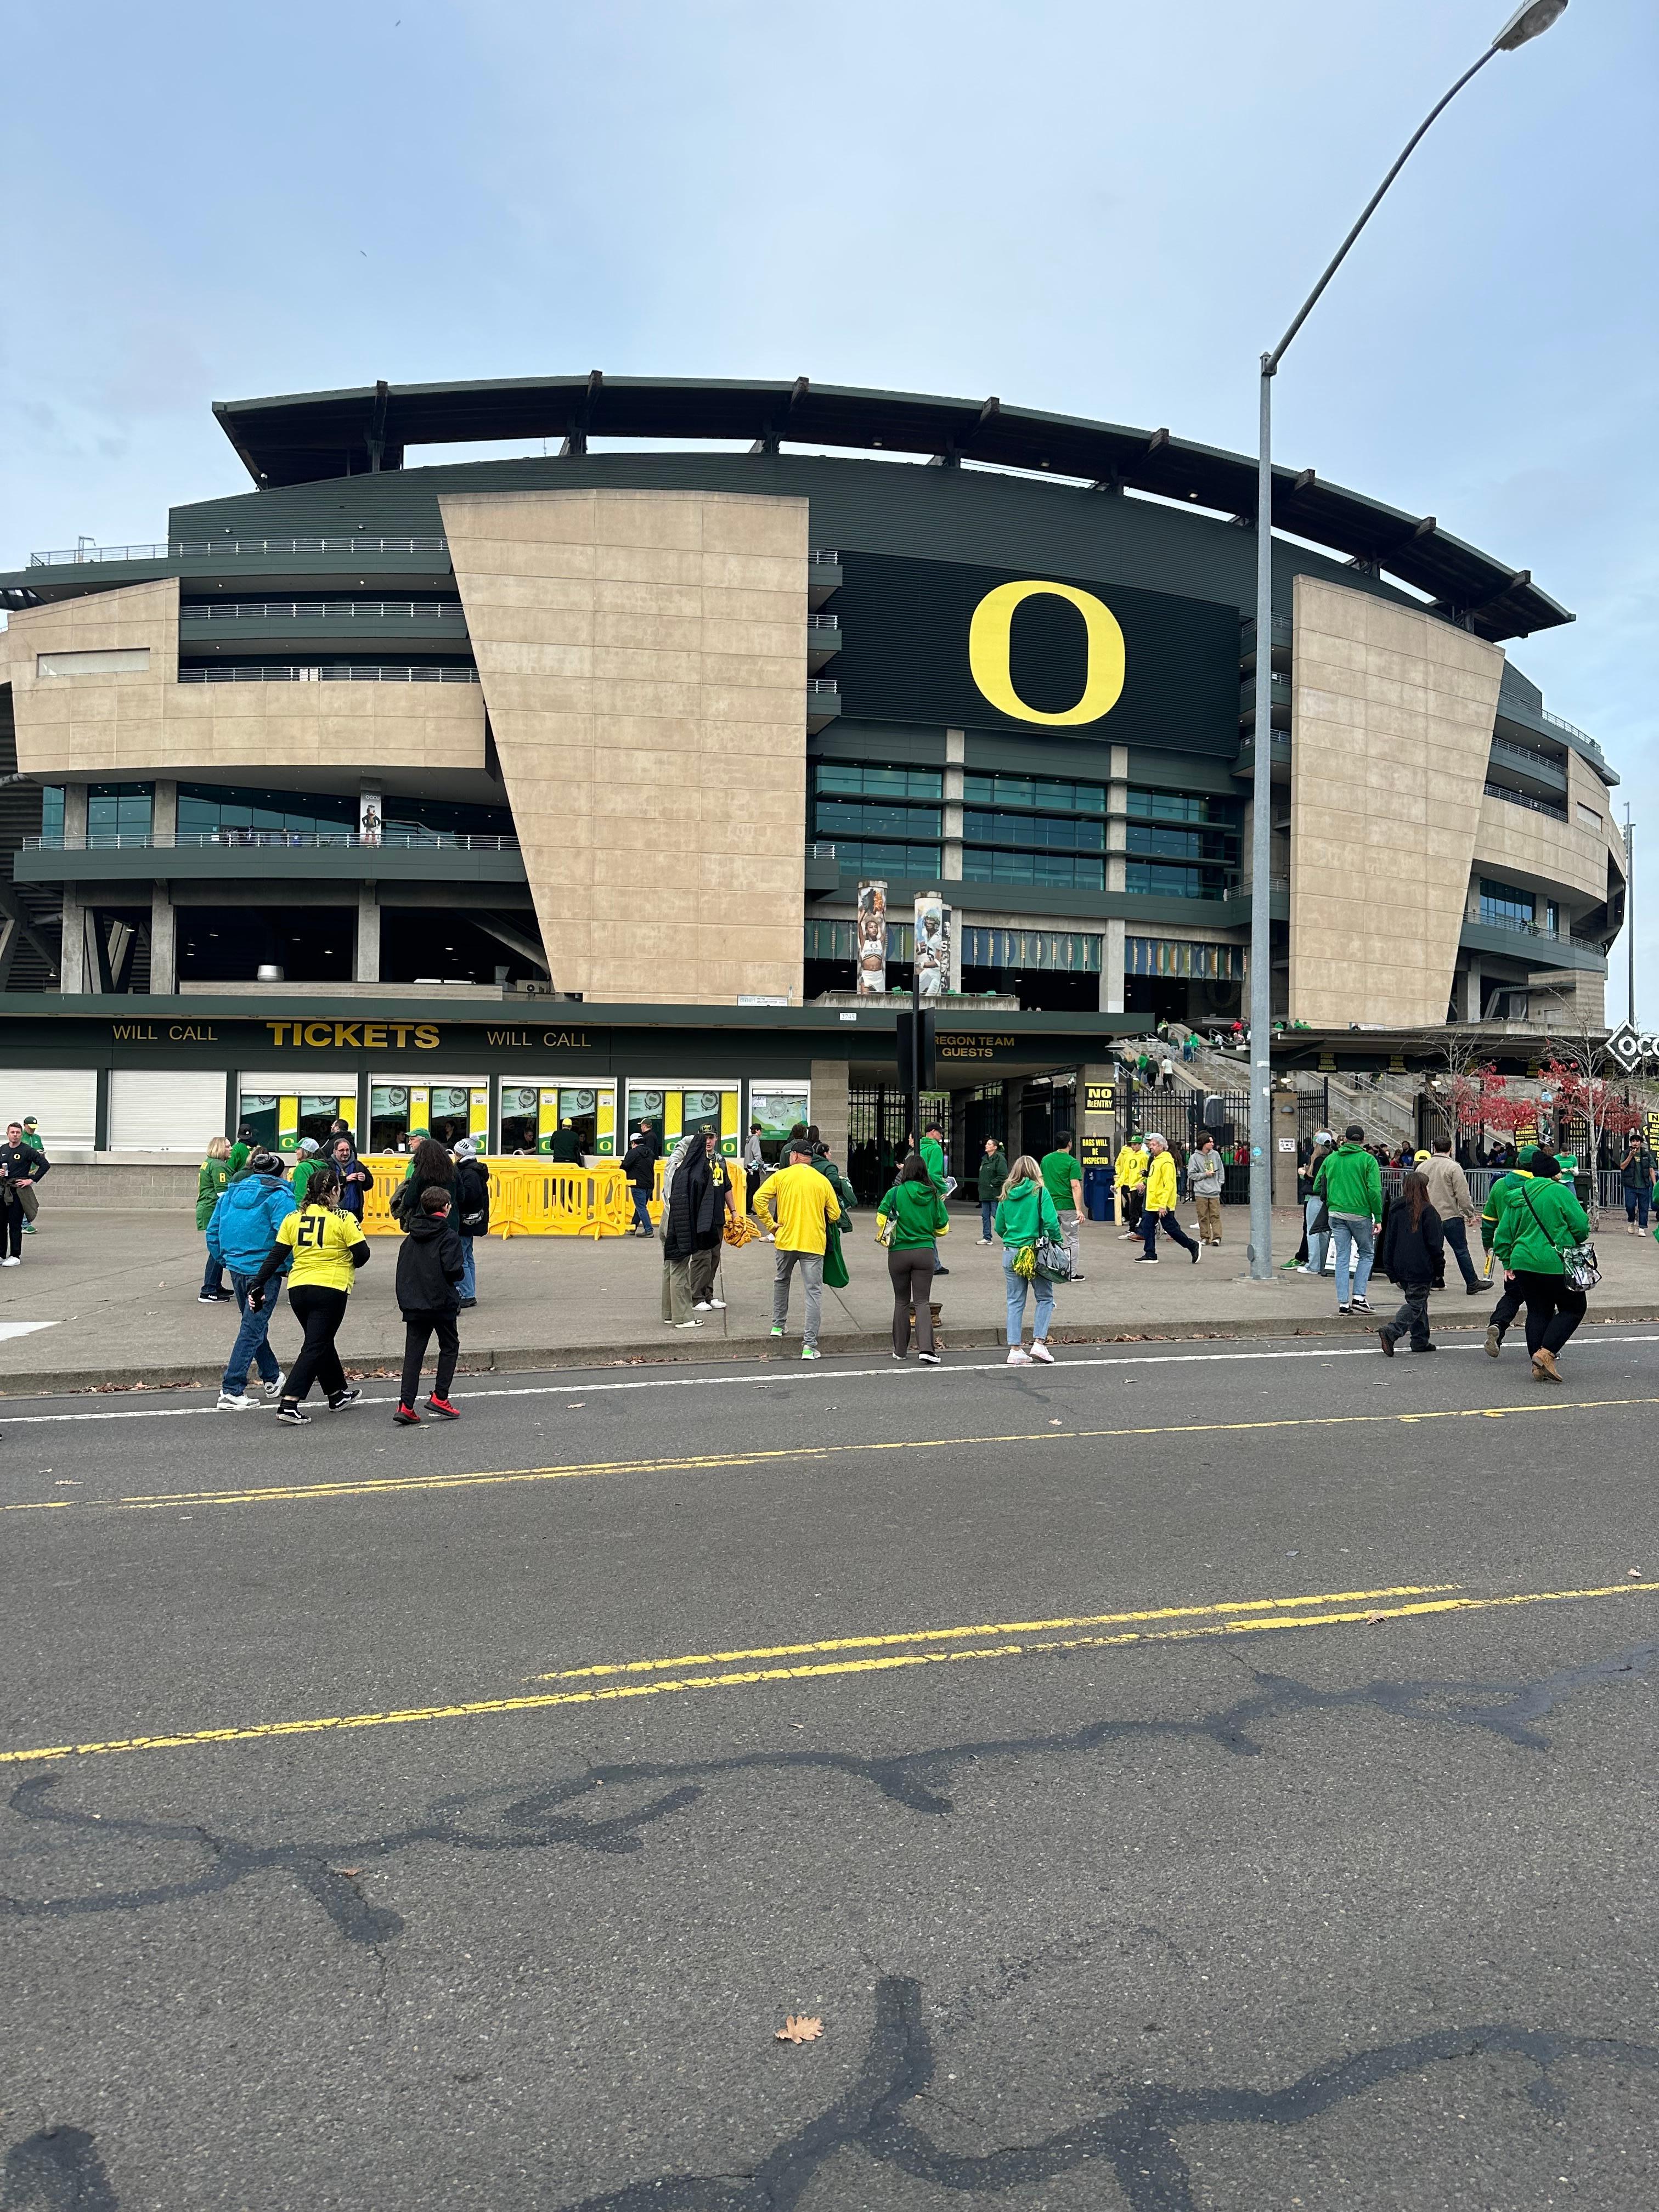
[217,1391,256,1411]
[264,1370,286,1400]
[707,1297,726,1309]
[1028,1342,1056,1364]
[1006,1347,1034,1365]
[0,1255,19,1267]
[692,1301,714,1312]
[674,1319,699,1329]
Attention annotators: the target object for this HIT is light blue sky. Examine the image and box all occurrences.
[3,1,1652,1011]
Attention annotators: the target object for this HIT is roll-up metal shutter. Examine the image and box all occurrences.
[108,1070,227,1152]
[0,1070,98,1149]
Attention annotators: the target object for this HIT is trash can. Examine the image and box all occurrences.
[1084,1165,1113,1222]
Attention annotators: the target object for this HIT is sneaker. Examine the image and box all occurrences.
[1134,1254,1158,1262]
[327,1386,363,1411]
[1071,1272,1087,1280]
[891,1351,906,1360]
[457,1297,477,1310]
[275,1402,310,1425]
[21,1221,37,1234]
[1294,1265,1313,1274]
[707,1297,726,1310]
[1409,1342,1438,1355]
[978,1238,992,1245]
[1006,1347,1034,1365]
[1337,1304,1351,1316]
[1378,1331,1395,1357]
[1465,1283,1482,1295]
[1189,1244,1201,1265]
[770,1325,786,1338]
[198,1291,222,1305]
[933,1265,950,1277]
[264,1370,286,1400]
[800,1345,821,1360]
[1028,1342,1056,1364]
[1351,1297,1373,1314]
[393,1403,422,1426]
[216,1390,256,1410]
[425,1395,460,1419]
[1,1256,20,1267]
[918,1350,941,1365]
[673,1319,699,1329]
[1484,1323,1502,1359]
[692,1301,714,1312]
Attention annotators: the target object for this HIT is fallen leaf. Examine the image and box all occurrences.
[776,2016,823,2045]
[332,1866,361,1878]
[1363,1612,1387,1626]
[1629,1568,1644,1579]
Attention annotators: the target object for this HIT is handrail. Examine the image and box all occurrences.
[29,536,450,566]
[1489,732,1565,776]
[1542,707,1595,747]
[806,613,842,630]
[25,830,520,853]
[806,677,839,694]
[180,600,464,622]
[1484,779,1568,824]
[177,663,479,684]
[809,548,841,564]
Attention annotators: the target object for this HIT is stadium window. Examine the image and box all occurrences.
[1479,877,1537,930]
[815,762,943,802]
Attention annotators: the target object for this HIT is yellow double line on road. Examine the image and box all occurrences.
[7,1393,1658,1519]
[2,1578,1650,1769]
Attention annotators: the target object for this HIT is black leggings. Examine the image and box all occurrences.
[0,1200,20,1259]
[888,1247,936,1355]
[1511,1270,1587,1358]
[400,1311,459,1406]
[284,1284,350,1404]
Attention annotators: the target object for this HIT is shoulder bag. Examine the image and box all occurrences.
[1517,1178,1600,1293]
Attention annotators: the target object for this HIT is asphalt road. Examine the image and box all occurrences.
[4,1329,1659,2210]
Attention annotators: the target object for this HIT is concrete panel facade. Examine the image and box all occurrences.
[442,487,807,1006]
[1288,576,1504,1029]
[2,579,486,783]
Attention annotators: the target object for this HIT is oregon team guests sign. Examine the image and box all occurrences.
[831,551,1239,754]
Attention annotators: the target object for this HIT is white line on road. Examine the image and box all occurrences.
[0,1322,60,1343]
[0,1333,1655,1425]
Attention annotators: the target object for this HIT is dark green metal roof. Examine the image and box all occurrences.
[211,374,1570,643]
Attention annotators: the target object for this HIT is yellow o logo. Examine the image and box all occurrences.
[968,579,1125,726]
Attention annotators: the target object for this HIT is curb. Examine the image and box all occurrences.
[3,1308,1656,1402]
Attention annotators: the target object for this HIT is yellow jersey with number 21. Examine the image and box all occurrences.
[277,1203,368,1293]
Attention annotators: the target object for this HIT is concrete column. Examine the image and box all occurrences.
[356,887,381,982]
[58,889,88,994]
[1107,742,1128,896]
[1271,1088,1301,1207]
[1460,960,1481,1023]
[809,1057,850,1166]
[149,884,176,995]
[151,778,177,843]
[1002,1079,1025,1154]
[1101,915,1126,1014]
[63,783,88,844]
[942,727,964,883]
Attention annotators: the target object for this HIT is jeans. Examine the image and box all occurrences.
[459,1233,477,1301]
[284,1284,349,1404]
[1331,1215,1375,1304]
[1142,1207,1198,1259]
[1626,1188,1651,1228]
[888,1247,936,1355]
[630,1185,654,1234]
[222,1268,283,1392]
[1381,1280,1433,1350]
[980,1199,995,1240]
[400,1311,459,1406]
[772,1250,825,1346]
[1441,1216,1480,1290]
[1003,1252,1054,1346]
[1304,1196,1330,1277]
[1511,1270,1588,1357]
[201,1245,226,1296]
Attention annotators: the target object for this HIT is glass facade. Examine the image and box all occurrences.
[962,849,1105,889]
[825,840,942,877]
[1123,789,1241,899]
[961,773,1105,814]
[815,798,943,842]
[1480,877,1537,930]
[816,763,942,800]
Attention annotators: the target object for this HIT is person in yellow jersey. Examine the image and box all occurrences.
[1135,1132,1200,1264]
[247,1164,373,1424]
[1114,1135,1149,1238]
[754,1139,842,1358]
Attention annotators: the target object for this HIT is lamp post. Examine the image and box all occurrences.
[1245,0,1569,1278]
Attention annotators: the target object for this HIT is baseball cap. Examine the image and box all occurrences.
[297,1137,320,1155]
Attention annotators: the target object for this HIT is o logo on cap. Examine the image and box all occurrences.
[968,579,1126,726]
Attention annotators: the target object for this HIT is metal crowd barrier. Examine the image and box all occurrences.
[356,1154,748,1240]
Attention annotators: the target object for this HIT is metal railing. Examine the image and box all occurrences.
[806,613,842,631]
[1484,780,1568,824]
[177,663,479,685]
[1542,707,1595,747]
[1477,909,1559,939]
[809,548,840,565]
[806,677,839,695]
[29,537,450,566]
[180,600,464,622]
[1489,733,1564,778]
[25,829,519,853]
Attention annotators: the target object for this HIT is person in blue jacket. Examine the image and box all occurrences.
[207,1150,295,1410]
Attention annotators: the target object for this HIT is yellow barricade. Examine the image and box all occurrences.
[353,1156,754,1240]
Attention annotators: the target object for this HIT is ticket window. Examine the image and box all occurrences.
[239,1079,356,1155]
[749,1083,811,1164]
[625,1084,741,1159]
[370,1079,488,1152]
[498,1081,616,1158]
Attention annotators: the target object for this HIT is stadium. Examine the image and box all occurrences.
[0,374,1625,1164]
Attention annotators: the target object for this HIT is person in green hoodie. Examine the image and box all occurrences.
[995,1152,1063,1365]
[876,1152,950,1362]
[1479,1143,1537,1358]
[196,1135,234,1302]
[1491,1148,1590,1384]
[1312,1124,1384,1315]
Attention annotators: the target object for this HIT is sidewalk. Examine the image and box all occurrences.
[2,1206,1656,1395]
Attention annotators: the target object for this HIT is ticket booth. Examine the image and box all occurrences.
[238,1075,358,1154]
[624,1082,741,1158]
[498,1080,617,1158]
[370,1077,489,1152]
[748,1081,811,1156]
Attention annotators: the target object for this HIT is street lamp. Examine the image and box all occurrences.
[1245,0,1569,1280]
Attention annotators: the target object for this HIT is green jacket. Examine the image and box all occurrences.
[877,1180,950,1249]
[1480,1166,1532,1252]
[291,1156,323,1207]
[977,1147,1008,1201]
[919,1136,947,1192]
[195,1156,232,1231]
[1492,1175,1588,1277]
[227,1141,251,1180]
[994,1177,1061,1248]
[1313,1142,1383,1222]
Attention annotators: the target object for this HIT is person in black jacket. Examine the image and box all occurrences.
[393,1186,466,1424]
[659,1131,713,1327]
[622,1127,656,1237]
[1376,1170,1444,1356]
[0,1123,42,1265]
[392,1137,456,1225]
[452,1138,490,1307]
